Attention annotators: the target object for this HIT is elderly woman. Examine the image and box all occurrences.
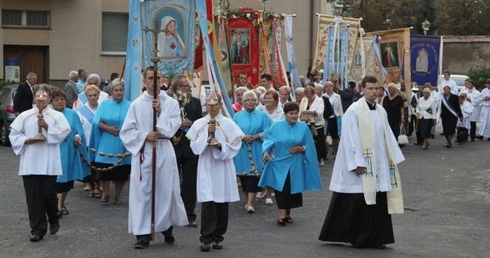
[440,85,462,147]
[382,83,405,141]
[456,92,474,144]
[278,86,291,108]
[90,79,131,204]
[78,84,102,196]
[323,81,343,159]
[376,86,386,104]
[232,86,247,113]
[74,73,109,110]
[51,89,90,216]
[416,88,437,150]
[294,87,305,105]
[257,90,284,205]
[260,102,322,225]
[300,85,325,165]
[259,90,285,122]
[233,90,271,213]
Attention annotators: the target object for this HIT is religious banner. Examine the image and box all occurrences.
[365,28,411,86]
[312,15,363,81]
[228,16,260,86]
[124,0,196,101]
[410,35,442,87]
[217,21,233,96]
[284,15,301,90]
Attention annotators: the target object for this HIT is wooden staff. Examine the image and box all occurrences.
[143,17,163,241]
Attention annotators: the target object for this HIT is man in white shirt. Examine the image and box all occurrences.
[438,70,459,96]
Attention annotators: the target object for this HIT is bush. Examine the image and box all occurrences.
[467,68,490,91]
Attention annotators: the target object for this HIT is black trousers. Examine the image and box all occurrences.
[179,157,198,222]
[470,121,477,140]
[200,202,229,244]
[22,175,59,237]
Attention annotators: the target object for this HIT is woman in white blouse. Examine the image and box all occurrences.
[416,88,437,150]
[323,81,343,158]
[259,90,285,122]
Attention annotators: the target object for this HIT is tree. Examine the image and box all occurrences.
[325,0,490,35]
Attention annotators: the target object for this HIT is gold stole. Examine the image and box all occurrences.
[357,100,404,214]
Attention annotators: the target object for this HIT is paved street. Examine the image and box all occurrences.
[0,134,489,258]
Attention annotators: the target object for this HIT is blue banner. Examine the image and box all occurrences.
[125,0,195,101]
[410,35,441,87]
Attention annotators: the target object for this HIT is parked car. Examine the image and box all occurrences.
[439,74,469,92]
[0,84,19,146]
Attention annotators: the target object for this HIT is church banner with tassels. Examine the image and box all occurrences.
[365,28,411,86]
[125,0,196,101]
[312,15,364,87]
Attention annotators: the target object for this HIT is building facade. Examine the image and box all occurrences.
[1,0,330,87]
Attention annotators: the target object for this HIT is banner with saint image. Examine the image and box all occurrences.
[410,35,442,87]
[125,0,196,101]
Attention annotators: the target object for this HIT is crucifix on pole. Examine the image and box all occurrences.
[142,16,164,242]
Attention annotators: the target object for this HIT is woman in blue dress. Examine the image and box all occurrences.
[51,89,90,216]
[233,90,271,214]
[90,79,131,205]
[260,102,322,225]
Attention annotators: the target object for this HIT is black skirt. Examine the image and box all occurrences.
[274,173,302,209]
[318,192,394,246]
[56,181,74,193]
[239,175,262,193]
[418,118,433,139]
[96,163,130,181]
[442,115,457,135]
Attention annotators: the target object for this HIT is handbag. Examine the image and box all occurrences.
[309,123,318,136]
[398,124,409,145]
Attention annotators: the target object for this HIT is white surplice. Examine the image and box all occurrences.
[9,106,71,176]
[186,113,243,203]
[329,102,404,194]
[120,92,188,235]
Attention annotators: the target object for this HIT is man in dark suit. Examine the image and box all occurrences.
[171,75,202,228]
[64,71,79,109]
[337,81,357,112]
[13,72,37,116]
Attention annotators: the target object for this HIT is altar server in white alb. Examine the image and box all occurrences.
[186,91,243,252]
[10,84,71,242]
[319,76,405,249]
[120,66,188,249]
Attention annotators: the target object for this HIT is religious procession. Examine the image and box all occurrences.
[2,0,490,256]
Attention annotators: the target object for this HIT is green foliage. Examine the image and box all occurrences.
[325,0,490,35]
[467,68,490,91]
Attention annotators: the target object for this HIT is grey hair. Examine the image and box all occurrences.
[242,90,257,102]
[69,71,78,80]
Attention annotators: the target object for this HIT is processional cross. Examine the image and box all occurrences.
[142,17,165,241]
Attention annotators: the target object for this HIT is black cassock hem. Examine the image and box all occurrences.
[318,192,395,246]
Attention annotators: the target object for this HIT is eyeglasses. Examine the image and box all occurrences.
[243,99,257,102]
[52,98,66,102]
[113,88,124,92]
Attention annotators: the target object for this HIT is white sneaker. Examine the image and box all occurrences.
[256,190,266,201]
[319,159,324,166]
[265,198,273,206]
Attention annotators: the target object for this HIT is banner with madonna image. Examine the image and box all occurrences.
[125,0,195,101]
[410,35,442,87]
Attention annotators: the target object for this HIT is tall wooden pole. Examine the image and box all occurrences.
[143,17,163,242]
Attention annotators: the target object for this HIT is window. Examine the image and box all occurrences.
[102,13,128,53]
[2,10,50,28]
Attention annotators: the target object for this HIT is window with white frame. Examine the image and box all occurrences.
[2,10,50,28]
[102,13,128,53]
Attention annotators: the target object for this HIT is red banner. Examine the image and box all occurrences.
[228,17,260,87]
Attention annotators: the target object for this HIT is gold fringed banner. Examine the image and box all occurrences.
[365,28,411,86]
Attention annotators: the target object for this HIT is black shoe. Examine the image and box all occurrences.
[164,234,175,244]
[212,241,223,249]
[200,242,211,252]
[431,134,435,138]
[134,240,150,249]
[30,234,42,242]
[49,223,60,235]
[478,136,484,140]
[372,244,387,249]
[471,139,475,142]
[187,221,198,228]
[414,142,421,145]
[56,211,63,219]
